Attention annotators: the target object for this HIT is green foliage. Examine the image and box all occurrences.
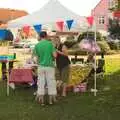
[109,0,120,11]
[106,50,120,55]
[77,31,103,42]
[66,35,75,41]
[64,35,77,48]
[64,40,77,48]
[66,32,109,55]
[118,0,120,10]
[97,41,110,53]
[114,0,120,11]
[68,49,87,55]
[68,41,110,55]
[108,19,120,39]
[107,41,120,50]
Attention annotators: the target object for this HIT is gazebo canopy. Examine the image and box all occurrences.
[8,0,89,31]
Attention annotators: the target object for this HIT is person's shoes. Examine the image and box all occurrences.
[49,102,53,105]
[62,92,66,97]
[9,83,15,90]
[38,98,45,106]
[40,103,45,106]
[33,91,37,96]
[53,96,57,103]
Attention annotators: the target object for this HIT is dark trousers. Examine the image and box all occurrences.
[1,62,13,80]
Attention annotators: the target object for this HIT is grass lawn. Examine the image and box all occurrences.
[105,56,120,74]
[0,81,120,120]
[0,53,120,120]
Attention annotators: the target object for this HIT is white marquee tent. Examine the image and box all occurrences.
[8,0,90,31]
[7,0,98,97]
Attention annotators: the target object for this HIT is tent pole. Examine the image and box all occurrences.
[7,60,9,96]
[7,42,10,96]
[94,53,97,96]
[94,22,97,96]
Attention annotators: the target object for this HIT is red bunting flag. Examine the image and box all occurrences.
[56,21,64,31]
[86,16,94,27]
[23,26,30,36]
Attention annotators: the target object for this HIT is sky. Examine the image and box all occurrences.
[0,0,101,16]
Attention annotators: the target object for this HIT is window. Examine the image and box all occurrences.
[98,16,105,24]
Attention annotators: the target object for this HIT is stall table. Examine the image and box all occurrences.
[0,60,19,80]
[69,64,92,86]
[9,68,33,83]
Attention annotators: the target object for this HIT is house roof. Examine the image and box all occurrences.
[0,8,28,23]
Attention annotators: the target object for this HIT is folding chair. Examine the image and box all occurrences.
[96,58,105,77]
[96,58,105,88]
[85,59,105,90]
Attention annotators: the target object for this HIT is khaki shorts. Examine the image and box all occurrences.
[59,65,70,83]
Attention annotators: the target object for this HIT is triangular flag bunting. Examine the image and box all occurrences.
[86,16,94,26]
[56,21,64,31]
[23,26,30,36]
[33,24,42,33]
[66,20,74,30]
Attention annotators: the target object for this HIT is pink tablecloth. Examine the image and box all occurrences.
[9,68,33,83]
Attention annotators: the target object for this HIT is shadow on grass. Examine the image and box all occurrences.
[104,69,120,90]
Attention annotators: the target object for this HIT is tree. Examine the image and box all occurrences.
[109,0,120,11]
[77,31,103,42]
[115,0,120,10]
[108,19,120,39]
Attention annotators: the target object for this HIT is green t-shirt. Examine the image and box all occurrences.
[33,39,56,67]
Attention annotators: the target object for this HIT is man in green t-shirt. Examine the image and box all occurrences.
[33,31,57,105]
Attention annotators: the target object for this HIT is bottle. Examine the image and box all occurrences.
[13,53,16,59]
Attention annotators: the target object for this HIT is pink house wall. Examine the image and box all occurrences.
[91,0,109,31]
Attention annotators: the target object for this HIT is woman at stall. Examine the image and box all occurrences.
[56,37,71,97]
